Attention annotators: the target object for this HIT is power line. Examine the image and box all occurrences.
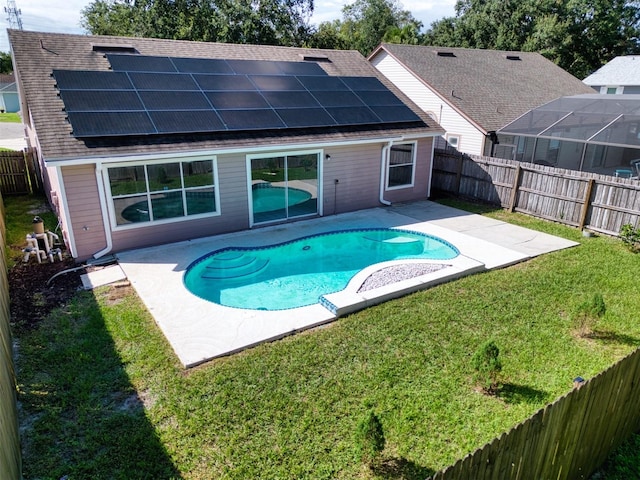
[4,0,23,30]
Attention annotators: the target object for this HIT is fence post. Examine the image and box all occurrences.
[508,164,522,212]
[454,154,464,195]
[578,179,594,230]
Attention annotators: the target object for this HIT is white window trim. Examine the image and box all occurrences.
[103,154,220,231]
[246,148,323,228]
[600,85,623,94]
[385,141,417,191]
[446,134,460,149]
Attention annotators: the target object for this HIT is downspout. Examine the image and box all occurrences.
[93,163,113,259]
[379,141,392,206]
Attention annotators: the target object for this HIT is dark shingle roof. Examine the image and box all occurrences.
[9,30,443,161]
[371,44,594,133]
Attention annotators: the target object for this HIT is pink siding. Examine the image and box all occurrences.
[61,141,434,260]
[109,154,250,256]
[385,137,433,203]
[61,165,107,260]
[323,143,382,215]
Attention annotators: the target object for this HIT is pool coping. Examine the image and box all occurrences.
[115,201,578,368]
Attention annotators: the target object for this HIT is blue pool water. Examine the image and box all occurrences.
[183,228,459,310]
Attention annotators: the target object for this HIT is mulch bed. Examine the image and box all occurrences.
[8,256,83,333]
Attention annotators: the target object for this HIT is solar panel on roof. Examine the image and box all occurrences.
[67,111,156,136]
[172,57,233,74]
[341,77,388,91]
[298,76,348,91]
[54,70,133,90]
[218,109,285,130]
[312,91,364,107]
[249,75,304,91]
[59,90,143,112]
[276,108,337,128]
[353,90,404,107]
[226,59,282,75]
[325,106,380,125]
[273,61,326,76]
[194,74,256,91]
[139,91,211,111]
[129,72,199,91]
[149,110,225,133]
[55,54,423,138]
[261,91,320,109]
[369,106,421,123]
[206,91,270,109]
[107,54,177,72]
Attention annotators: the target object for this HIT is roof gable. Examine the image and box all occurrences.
[583,56,640,86]
[370,44,594,133]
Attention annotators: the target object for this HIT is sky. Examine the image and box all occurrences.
[1,0,457,52]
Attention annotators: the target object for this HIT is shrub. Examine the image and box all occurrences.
[472,340,502,394]
[620,224,640,252]
[355,410,385,467]
[573,293,606,337]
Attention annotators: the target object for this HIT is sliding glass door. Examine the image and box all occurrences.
[249,151,319,225]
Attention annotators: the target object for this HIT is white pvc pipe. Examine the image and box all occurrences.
[379,141,393,206]
[92,163,113,259]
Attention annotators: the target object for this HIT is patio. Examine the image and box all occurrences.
[113,201,578,367]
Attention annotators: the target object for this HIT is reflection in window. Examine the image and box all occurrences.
[108,159,217,226]
[387,143,415,188]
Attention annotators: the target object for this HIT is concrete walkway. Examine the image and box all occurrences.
[114,200,578,367]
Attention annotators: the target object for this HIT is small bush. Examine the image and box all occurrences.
[620,224,640,252]
[472,340,502,394]
[573,293,606,337]
[355,410,385,467]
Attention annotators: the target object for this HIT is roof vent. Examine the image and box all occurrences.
[91,43,137,53]
[506,55,521,61]
[436,51,456,57]
[300,54,331,63]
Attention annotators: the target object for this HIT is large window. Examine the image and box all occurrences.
[107,157,218,227]
[387,142,416,189]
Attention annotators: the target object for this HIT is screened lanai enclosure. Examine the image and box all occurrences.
[494,94,640,178]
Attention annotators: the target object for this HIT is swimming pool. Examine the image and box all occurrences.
[183,228,459,310]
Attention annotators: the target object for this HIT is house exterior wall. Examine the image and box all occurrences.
[370,52,486,156]
[60,164,108,259]
[58,138,435,261]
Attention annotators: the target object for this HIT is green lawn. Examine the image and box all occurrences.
[9,196,640,479]
[0,112,21,123]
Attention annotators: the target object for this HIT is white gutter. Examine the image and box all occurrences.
[379,140,393,206]
[92,162,113,259]
[42,133,442,167]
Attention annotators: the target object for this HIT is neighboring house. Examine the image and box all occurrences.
[9,30,444,261]
[583,56,640,94]
[0,73,19,112]
[368,44,593,159]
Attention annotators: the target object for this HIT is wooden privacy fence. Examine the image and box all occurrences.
[0,147,41,196]
[0,194,22,480]
[432,151,640,236]
[428,347,640,480]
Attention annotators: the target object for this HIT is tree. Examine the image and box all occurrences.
[0,52,13,74]
[425,0,640,78]
[81,0,315,47]
[306,0,421,55]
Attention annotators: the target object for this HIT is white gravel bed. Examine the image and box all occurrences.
[357,263,450,292]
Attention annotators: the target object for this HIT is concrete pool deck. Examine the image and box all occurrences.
[115,201,578,367]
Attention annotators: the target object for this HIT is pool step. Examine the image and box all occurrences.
[201,254,269,280]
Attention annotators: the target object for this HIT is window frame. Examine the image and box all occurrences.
[385,141,417,191]
[104,154,220,231]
